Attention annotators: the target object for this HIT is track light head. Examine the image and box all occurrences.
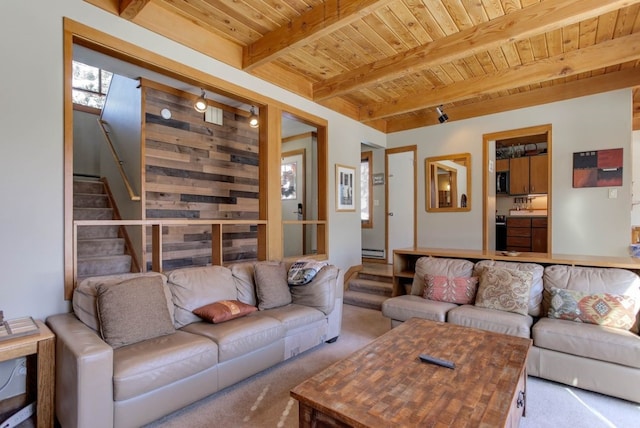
[249,106,259,128]
[194,89,207,113]
[436,105,449,123]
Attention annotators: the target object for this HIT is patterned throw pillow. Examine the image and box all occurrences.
[193,300,257,323]
[475,266,533,316]
[423,274,478,304]
[288,260,328,285]
[548,287,637,330]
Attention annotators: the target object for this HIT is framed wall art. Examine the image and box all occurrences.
[573,148,623,188]
[336,164,355,211]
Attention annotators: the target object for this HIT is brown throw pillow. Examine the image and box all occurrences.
[97,276,176,349]
[193,300,257,323]
[254,262,291,310]
[474,266,532,316]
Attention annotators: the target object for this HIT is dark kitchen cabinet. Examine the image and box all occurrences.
[506,217,547,253]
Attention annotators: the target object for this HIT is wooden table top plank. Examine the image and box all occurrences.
[291,318,531,427]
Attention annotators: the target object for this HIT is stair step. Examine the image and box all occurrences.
[77,255,132,277]
[77,225,120,239]
[74,207,114,220]
[348,278,393,296]
[357,271,393,283]
[74,193,110,208]
[343,290,389,311]
[73,179,105,195]
[77,238,125,257]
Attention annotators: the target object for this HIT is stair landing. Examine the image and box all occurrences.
[344,263,393,311]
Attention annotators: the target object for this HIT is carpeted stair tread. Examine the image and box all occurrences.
[73,179,105,195]
[343,290,389,311]
[77,254,132,276]
[74,207,114,220]
[77,225,120,239]
[348,278,393,296]
[74,193,110,208]
[77,238,125,257]
[357,272,393,283]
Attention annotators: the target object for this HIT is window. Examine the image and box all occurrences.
[72,60,113,109]
[361,151,373,228]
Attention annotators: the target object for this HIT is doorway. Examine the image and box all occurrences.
[385,146,417,264]
[483,125,552,253]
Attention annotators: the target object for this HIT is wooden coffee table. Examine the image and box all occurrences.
[291,318,532,427]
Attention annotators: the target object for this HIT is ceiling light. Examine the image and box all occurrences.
[249,106,259,128]
[436,105,449,123]
[194,89,207,113]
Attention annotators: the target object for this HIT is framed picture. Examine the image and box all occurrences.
[336,164,356,211]
[573,148,623,188]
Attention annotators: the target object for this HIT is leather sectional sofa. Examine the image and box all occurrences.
[382,257,640,403]
[46,261,343,428]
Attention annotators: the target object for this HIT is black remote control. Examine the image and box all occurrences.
[419,353,455,369]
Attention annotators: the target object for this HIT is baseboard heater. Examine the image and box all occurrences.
[362,248,385,259]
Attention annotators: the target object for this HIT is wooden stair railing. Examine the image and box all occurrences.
[96,118,141,201]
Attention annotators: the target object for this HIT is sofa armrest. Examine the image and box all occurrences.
[46,313,114,428]
[326,269,344,341]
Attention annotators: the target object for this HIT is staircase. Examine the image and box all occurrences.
[74,178,132,281]
[343,263,394,311]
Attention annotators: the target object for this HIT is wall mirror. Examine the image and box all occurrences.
[426,153,471,212]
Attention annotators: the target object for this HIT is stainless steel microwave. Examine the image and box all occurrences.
[496,171,509,194]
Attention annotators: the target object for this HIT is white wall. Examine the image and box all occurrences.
[73,110,102,176]
[632,130,640,228]
[388,90,633,256]
[0,1,385,320]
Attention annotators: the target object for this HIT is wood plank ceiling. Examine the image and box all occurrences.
[87,0,640,132]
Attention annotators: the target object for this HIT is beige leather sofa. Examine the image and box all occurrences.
[382,257,640,403]
[47,261,343,428]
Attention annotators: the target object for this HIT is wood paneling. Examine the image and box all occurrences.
[143,83,260,269]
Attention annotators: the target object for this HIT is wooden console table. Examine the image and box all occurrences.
[0,320,54,427]
[393,247,640,296]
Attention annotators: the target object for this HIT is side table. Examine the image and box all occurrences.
[0,320,54,428]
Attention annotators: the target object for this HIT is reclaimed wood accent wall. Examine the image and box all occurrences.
[143,82,260,270]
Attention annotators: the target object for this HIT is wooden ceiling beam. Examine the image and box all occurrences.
[361,31,640,121]
[242,0,395,71]
[385,68,640,133]
[314,0,640,101]
[119,0,150,19]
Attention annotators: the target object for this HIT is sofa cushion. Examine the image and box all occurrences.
[230,262,258,306]
[547,287,637,330]
[181,314,285,362]
[193,300,258,324]
[112,330,219,401]
[73,272,171,332]
[475,266,532,316]
[168,265,238,328]
[475,260,544,316]
[289,265,338,315]
[382,295,458,323]
[410,257,474,296]
[543,264,640,333]
[533,317,640,369]
[424,274,478,304]
[288,259,328,285]
[447,305,534,338]
[254,261,292,310]
[97,276,176,349]
[258,304,325,333]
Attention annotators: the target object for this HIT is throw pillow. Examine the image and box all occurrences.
[96,276,176,349]
[548,287,638,330]
[254,261,291,310]
[475,266,532,316]
[288,259,329,285]
[289,265,338,315]
[423,274,478,304]
[193,300,257,323]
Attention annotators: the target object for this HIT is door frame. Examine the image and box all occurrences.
[482,124,552,252]
[385,145,417,263]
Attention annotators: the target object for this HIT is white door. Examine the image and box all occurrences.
[282,151,305,257]
[386,148,415,263]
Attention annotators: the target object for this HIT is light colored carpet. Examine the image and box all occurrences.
[146,305,640,427]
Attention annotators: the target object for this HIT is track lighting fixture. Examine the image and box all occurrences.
[436,105,449,123]
[194,89,207,113]
[249,106,259,128]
